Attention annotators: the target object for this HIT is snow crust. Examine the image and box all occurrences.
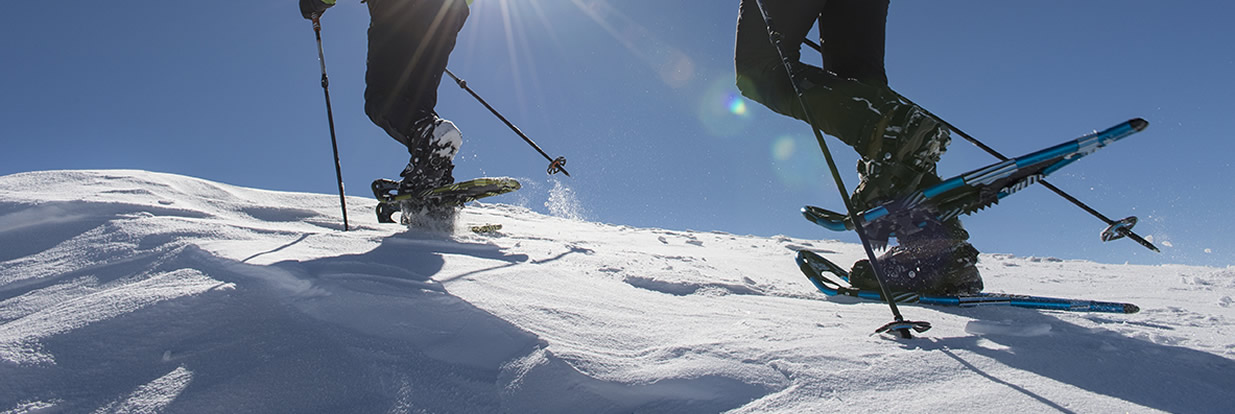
[1,170,1232,413]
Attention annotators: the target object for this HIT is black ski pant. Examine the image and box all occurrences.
[364,0,469,149]
[734,0,890,146]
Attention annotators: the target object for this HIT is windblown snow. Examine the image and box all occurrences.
[1,170,1232,413]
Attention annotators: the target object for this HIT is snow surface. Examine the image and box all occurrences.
[1,170,1233,413]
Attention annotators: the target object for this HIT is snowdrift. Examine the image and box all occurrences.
[1,170,1232,413]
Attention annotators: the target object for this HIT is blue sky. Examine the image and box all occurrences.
[3,1,1232,267]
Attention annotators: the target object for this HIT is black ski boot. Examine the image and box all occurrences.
[848,220,983,296]
[849,95,952,213]
[840,91,983,295]
[396,115,462,228]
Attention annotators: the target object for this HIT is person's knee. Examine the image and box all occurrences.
[734,60,775,105]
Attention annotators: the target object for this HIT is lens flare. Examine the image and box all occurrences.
[770,134,828,191]
[727,96,748,116]
[698,79,754,138]
[772,135,795,161]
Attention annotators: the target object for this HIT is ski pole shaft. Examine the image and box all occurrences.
[313,17,350,231]
[442,69,571,177]
[799,39,1157,253]
[754,0,924,338]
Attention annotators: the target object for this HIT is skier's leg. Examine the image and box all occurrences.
[740,0,979,293]
[811,0,946,212]
[364,0,469,192]
[735,0,898,146]
[824,1,969,241]
[818,0,888,87]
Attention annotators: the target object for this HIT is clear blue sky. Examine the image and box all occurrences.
[3,1,1232,267]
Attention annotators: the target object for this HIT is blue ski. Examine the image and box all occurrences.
[796,250,1140,314]
[802,118,1148,248]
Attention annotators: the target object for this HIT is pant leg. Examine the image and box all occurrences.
[734,0,826,122]
[734,0,892,146]
[819,0,889,86]
[364,0,470,147]
[734,0,824,78]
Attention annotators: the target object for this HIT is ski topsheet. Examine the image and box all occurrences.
[796,250,1140,314]
[803,118,1148,248]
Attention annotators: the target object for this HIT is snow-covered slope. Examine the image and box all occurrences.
[1,170,1232,413]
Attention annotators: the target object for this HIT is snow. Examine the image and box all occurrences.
[1,170,1233,413]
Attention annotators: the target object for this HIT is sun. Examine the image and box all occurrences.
[453,0,571,108]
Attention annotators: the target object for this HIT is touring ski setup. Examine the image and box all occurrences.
[371,177,521,224]
[803,118,1149,249]
[796,250,1139,314]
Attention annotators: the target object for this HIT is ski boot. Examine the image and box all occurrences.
[370,114,464,228]
[848,219,983,296]
[401,115,462,227]
[849,93,952,214]
[842,90,983,295]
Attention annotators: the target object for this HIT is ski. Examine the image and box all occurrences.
[796,250,1140,314]
[371,177,521,224]
[802,119,1148,248]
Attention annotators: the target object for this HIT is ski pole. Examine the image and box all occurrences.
[312,16,350,231]
[442,68,570,177]
[801,39,1157,253]
[753,0,929,339]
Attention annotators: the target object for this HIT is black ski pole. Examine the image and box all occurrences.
[801,39,1157,253]
[442,68,570,177]
[753,0,929,339]
[312,16,350,231]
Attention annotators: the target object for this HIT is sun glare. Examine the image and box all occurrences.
[566,0,697,88]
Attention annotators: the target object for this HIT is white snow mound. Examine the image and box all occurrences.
[1,170,1232,413]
